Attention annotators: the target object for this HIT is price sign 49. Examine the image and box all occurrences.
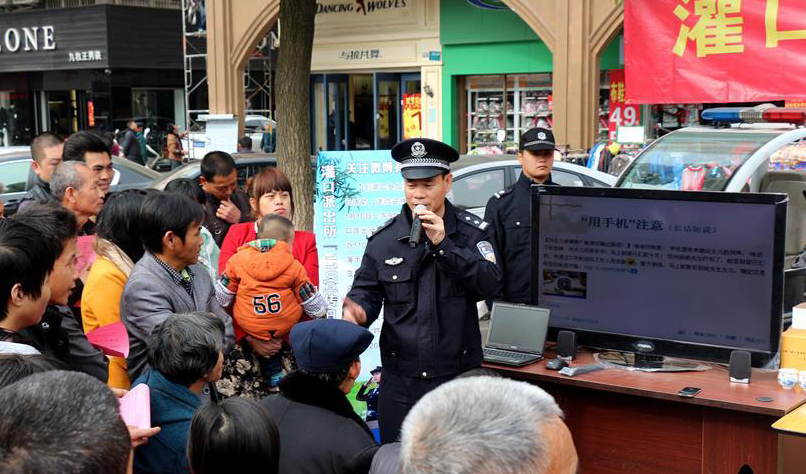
[608,105,641,140]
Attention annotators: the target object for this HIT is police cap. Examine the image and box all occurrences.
[391,138,459,180]
[519,127,560,152]
[290,319,373,373]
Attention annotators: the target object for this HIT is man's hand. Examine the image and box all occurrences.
[128,426,161,448]
[342,297,367,326]
[216,198,242,224]
[416,207,446,246]
[248,336,282,358]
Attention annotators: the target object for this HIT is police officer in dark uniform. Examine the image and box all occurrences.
[343,138,502,444]
[483,127,559,304]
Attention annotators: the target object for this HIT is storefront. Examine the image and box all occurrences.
[309,0,442,152]
[0,5,183,146]
[440,0,623,154]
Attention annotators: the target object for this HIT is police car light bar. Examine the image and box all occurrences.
[702,107,806,124]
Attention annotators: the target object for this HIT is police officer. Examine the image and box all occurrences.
[483,127,559,304]
[343,138,502,444]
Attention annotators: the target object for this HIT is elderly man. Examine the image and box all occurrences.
[121,192,234,382]
[0,371,132,474]
[18,132,64,210]
[63,130,115,195]
[50,161,104,236]
[261,319,379,474]
[399,376,578,474]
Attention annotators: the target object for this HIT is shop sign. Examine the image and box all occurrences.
[0,7,109,72]
[625,0,806,103]
[786,99,806,108]
[315,0,414,27]
[0,26,56,53]
[317,0,408,16]
[69,50,103,62]
[403,93,422,140]
[88,100,95,127]
[339,49,380,61]
[608,69,641,141]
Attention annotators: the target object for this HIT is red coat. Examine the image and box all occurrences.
[219,221,319,286]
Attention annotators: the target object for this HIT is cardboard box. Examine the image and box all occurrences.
[781,327,806,371]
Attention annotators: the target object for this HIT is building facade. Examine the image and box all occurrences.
[0,3,184,146]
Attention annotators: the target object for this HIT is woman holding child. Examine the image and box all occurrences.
[216,167,320,399]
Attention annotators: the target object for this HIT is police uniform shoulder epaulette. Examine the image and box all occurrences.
[493,187,512,199]
[456,211,490,231]
[368,217,395,240]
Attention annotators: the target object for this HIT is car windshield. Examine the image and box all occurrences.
[619,131,774,191]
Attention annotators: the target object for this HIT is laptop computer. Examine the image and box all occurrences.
[483,302,550,367]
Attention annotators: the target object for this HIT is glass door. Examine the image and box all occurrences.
[311,74,350,152]
[401,73,421,140]
[374,73,400,149]
[326,75,349,151]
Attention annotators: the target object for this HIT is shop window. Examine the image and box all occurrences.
[464,74,552,155]
[0,160,31,193]
[0,92,34,146]
[450,169,506,211]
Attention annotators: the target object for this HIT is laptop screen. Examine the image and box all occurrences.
[487,303,551,353]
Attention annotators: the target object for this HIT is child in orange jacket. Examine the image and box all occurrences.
[215,214,326,388]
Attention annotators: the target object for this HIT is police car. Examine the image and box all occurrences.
[615,105,806,272]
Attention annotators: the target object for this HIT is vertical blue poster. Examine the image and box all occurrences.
[314,150,404,427]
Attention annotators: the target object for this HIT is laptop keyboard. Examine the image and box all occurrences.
[484,348,538,360]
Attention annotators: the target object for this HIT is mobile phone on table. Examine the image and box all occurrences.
[677,386,701,398]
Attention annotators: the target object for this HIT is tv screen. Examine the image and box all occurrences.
[531,186,786,367]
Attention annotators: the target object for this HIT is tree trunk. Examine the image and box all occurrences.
[276,0,316,231]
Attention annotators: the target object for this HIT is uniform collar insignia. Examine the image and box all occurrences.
[385,257,404,266]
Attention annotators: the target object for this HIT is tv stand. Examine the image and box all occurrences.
[594,350,708,372]
[634,353,664,369]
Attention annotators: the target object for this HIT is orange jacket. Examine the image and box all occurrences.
[218,240,312,340]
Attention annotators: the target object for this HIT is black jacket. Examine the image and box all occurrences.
[17,305,108,382]
[483,173,557,304]
[201,189,252,247]
[121,129,143,164]
[347,201,502,379]
[18,174,54,210]
[261,372,378,474]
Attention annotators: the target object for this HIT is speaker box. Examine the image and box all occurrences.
[557,330,577,361]
[729,350,751,383]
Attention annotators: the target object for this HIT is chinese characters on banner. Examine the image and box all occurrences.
[607,70,641,140]
[625,0,806,103]
[403,93,422,140]
[315,151,404,384]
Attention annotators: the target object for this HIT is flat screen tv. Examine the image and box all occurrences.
[531,186,786,368]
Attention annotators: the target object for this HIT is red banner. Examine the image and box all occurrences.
[608,70,641,140]
[625,0,806,104]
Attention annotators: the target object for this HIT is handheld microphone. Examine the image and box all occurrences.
[409,204,427,248]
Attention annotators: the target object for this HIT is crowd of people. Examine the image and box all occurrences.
[0,127,579,474]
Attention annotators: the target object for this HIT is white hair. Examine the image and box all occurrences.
[50,160,90,201]
[400,376,562,474]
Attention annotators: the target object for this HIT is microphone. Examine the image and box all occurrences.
[409,204,427,248]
